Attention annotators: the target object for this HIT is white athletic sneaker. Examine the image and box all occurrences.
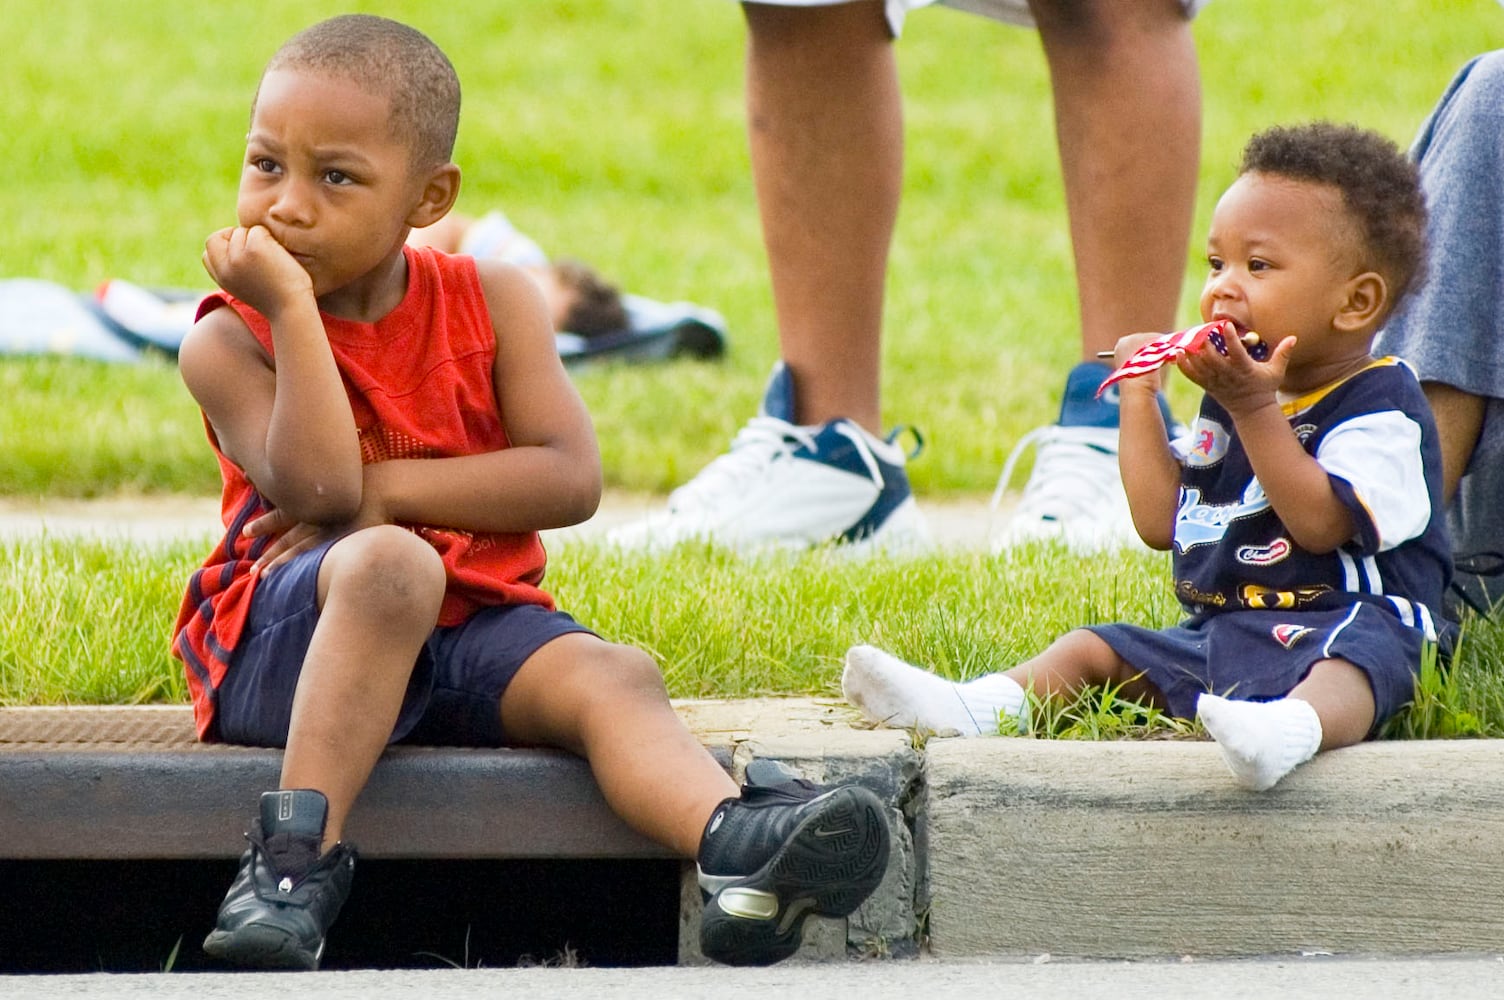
[607,364,930,554]
[989,424,1139,551]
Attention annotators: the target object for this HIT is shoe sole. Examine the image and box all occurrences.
[699,785,891,966]
[203,923,322,971]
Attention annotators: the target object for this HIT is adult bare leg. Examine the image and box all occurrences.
[743,1,900,433]
[1031,0,1201,357]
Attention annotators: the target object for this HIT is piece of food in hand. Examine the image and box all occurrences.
[1206,324,1268,361]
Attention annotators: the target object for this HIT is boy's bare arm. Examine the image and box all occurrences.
[358,261,603,534]
[183,226,364,524]
[1179,337,1357,553]
[1111,335,1182,550]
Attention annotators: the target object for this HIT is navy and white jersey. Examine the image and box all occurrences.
[1169,357,1452,638]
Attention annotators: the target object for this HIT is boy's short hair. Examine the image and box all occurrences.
[552,259,629,337]
[1239,122,1427,309]
[263,14,460,169]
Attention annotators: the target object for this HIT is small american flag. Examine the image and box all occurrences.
[1096,321,1228,398]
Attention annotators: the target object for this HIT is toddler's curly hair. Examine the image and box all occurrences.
[1241,122,1427,309]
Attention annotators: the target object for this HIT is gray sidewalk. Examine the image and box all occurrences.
[7,956,1504,1000]
[0,492,1005,549]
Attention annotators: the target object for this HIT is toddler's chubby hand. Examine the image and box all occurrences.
[1107,332,1163,367]
[1106,331,1171,394]
[202,225,313,318]
[1179,327,1295,417]
[1206,323,1271,362]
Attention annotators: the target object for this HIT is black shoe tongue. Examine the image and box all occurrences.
[259,789,328,838]
[742,760,820,800]
[258,790,329,878]
[743,759,800,788]
[740,778,818,806]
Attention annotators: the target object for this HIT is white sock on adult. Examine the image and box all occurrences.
[842,645,1025,737]
[1196,693,1323,791]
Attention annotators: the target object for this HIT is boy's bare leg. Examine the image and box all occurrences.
[1031,0,1201,357]
[743,1,898,433]
[203,526,447,969]
[280,526,448,849]
[500,633,737,857]
[505,633,891,967]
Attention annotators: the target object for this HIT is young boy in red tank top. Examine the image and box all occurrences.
[174,14,888,970]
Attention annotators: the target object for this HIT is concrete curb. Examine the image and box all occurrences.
[676,702,1504,960]
[923,737,1504,958]
[4,701,1501,962]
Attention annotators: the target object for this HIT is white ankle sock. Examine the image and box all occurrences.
[842,645,1024,737]
[1196,693,1323,791]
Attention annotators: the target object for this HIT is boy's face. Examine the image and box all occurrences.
[1199,172,1370,374]
[238,68,430,302]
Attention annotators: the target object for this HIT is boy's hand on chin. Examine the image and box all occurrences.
[203,225,314,319]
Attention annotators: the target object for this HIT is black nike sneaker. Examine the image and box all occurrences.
[202,789,357,971]
[696,761,891,966]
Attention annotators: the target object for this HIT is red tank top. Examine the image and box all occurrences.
[172,245,553,738]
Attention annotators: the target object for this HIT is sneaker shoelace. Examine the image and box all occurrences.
[246,827,322,890]
[989,424,1124,525]
[667,416,820,513]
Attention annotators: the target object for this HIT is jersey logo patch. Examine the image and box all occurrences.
[1236,537,1292,566]
[1185,417,1230,467]
[1175,480,1270,551]
[1272,624,1313,649]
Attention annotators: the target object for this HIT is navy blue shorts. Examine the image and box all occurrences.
[1086,603,1425,734]
[211,538,594,748]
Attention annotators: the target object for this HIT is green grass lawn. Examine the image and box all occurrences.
[4,535,1501,740]
[3,1,1502,732]
[5,0,1501,495]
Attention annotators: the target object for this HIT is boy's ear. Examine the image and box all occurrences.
[1333,271,1388,333]
[406,162,462,230]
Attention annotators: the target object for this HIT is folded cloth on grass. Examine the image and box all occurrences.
[0,279,147,362]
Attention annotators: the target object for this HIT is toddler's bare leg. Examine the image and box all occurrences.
[1003,628,1161,703]
[1197,658,1371,791]
[1287,658,1376,750]
[843,629,1153,736]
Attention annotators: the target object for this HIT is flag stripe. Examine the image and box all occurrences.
[1096,321,1227,397]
